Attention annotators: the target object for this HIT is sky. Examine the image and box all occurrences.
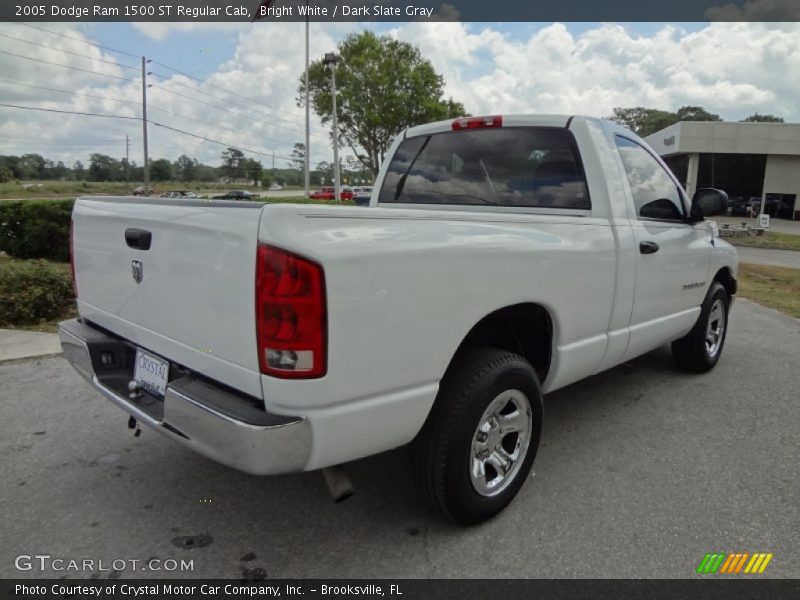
[0,21,798,170]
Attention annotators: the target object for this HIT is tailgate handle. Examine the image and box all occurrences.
[125,228,152,250]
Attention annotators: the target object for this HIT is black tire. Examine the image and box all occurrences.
[672,281,730,373]
[412,346,543,524]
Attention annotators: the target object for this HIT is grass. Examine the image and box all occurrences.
[738,263,800,319]
[0,254,76,332]
[728,231,800,251]
[0,181,304,200]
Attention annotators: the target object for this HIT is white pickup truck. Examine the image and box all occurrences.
[60,115,737,523]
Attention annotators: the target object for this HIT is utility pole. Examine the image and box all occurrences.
[141,56,150,195]
[304,9,310,200]
[323,52,340,202]
[125,134,130,182]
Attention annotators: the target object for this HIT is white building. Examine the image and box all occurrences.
[645,121,800,220]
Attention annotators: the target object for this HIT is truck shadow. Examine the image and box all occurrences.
[72,344,695,576]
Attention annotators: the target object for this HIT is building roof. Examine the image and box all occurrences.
[645,121,800,157]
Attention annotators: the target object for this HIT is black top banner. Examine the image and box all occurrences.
[3,0,800,22]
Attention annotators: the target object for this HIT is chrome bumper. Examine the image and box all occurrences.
[58,318,311,475]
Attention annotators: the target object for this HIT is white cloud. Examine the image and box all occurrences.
[1,21,798,172]
[389,22,800,122]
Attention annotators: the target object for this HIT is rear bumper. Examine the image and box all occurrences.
[58,318,311,475]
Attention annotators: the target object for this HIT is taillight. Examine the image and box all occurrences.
[452,115,503,130]
[69,219,78,298]
[255,244,327,378]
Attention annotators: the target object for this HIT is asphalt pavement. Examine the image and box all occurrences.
[736,247,800,269]
[0,299,797,579]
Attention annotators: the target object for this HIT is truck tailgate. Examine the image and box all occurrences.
[72,197,265,398]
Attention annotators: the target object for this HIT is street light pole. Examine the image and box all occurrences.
[304,9,310,200]
[323,52,340,202]
[141,56,150,195]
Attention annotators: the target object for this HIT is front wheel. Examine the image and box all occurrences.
[672,282,730,373]
[412,347,543,524]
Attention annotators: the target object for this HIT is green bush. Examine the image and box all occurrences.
[0,199,74,262]
[0,259,75,326]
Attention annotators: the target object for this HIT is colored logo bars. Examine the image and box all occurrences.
[696,552,773,574]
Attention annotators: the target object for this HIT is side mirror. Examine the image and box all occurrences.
[691,188,729,219]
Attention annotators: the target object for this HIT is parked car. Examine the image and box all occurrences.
[214,190,255,200]
[131,186,147,196]
[729,196,751,217]
[160,190,199,198]
[310,186,354,201]
[268,183,284,191]
[62,114,737,524]
[751,196,781,218]
[352,186,373,206]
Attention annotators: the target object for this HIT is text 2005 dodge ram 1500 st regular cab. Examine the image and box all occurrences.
[60,115,737,523]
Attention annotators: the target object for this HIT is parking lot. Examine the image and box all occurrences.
[1,299,797,580]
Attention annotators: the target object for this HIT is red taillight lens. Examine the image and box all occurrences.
[256,244,326,378]
[69,218,78,298]
[452,115,503,130]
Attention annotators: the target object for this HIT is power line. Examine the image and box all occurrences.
[0,49,137,83]
[150,58,279,111]
[150,120,293,161]
[0,102,140,121]
[147,69,319,133]
[16,22,140,59]
[0,102,294,161]
[3,24,330,151]
[1,78,308,151]
[147,104,299,148]
[0,32,139,71]
[147,83,327,142]
[0,79,142,110]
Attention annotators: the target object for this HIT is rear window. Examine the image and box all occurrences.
[378,127,590,209]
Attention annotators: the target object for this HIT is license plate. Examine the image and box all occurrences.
[134,348,169,399]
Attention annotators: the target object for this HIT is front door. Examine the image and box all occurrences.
[613,136,712,361]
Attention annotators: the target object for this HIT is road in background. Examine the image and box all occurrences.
[716,216,800,235]
[737,247,800,269]
[1,299,797,579]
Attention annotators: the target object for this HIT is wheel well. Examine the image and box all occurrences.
[455,303,553,383]
[713,267,737,297]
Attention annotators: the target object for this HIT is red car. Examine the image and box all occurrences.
[310,186,353,201]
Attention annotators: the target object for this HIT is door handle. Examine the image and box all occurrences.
[125,228,152,250]
[639,241,659,254]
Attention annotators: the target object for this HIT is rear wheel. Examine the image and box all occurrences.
[672,282,730,373]
[412,347,543,524]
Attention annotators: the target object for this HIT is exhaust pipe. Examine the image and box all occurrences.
[322,466,354,502]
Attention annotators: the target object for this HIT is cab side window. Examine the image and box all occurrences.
[615,136,685,221]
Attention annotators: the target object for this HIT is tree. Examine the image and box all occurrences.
[18,153,47,179]
[72,160,86,181]
[609,105,722,137]
[48,160,69,180]
[88,154,123,182]
[174,154,199,181]
[676,106,722,122]
[221,147,245,180]
[609,107,680,137]
[0,165,13,183]
[301,31,466,175]
[242,158,263,184]
[291,143,306,172]
[150,158,173,181]
[315,160,333,182]
[740,113,784,123]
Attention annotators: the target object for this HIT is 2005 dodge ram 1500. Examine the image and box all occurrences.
[60,114,737,523]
